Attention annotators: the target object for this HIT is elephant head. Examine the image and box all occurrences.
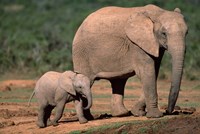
[59,71,92,110]
[125,5,188,114]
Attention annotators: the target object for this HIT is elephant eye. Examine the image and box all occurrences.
[161,32,167,37]
[160,26,167,38]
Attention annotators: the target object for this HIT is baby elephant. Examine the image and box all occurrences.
[28,71,92,128]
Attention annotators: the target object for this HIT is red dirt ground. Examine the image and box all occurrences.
[0,79,199,133]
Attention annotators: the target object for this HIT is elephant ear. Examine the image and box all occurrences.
[59,71,76,96]
[174,8,181,13]
[125,12,159,57]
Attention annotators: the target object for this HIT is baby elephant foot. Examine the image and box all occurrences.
[146,108,163,118]
[47,119,52,126]
[37,121,45,128]
[51,120,59,126]
[79,117,88,124]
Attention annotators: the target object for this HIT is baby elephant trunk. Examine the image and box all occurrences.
[83,91,92,110]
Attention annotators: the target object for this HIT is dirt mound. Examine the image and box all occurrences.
[157,113,200,134]
[92,113,200,134]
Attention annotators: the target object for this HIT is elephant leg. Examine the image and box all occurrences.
[110,78,129,117]
[131,93,146,116]
[45,105,54,126]
[75,99,88,124]
[37,103,47,128]
[51,101,66,126]
[132,48,165,117]
[141,64,163,118]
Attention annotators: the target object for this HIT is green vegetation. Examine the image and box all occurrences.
[192,84,200,90]
[69,118,169,134]
[93,94,138,98]
[0,88,34,102]
[177,102,200,108]
[0,0,199,79]
[93,94,111,98]
[0,98,30,103]
[70,121,130,134]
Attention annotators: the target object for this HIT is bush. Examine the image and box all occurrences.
[0,0,199,79]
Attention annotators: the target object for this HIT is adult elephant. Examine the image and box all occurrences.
[72,4,188,118]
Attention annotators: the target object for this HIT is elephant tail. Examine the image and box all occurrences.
[27,91,35,107]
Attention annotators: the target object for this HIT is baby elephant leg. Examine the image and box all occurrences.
[75,99,88,124]
[37,103,50,128]
[51,101,66,126]
[45,105,54,126]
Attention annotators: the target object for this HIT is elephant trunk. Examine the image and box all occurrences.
[83,90,92,110]
[167,38,186,114]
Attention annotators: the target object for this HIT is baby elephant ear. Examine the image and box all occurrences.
[125,12,159,57]
[59,71,76,96]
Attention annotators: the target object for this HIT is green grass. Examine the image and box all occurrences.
[69,118,169,134]
[0,98,30,103]
[70,121,129,134]
[125,95,139,99]
[192,85,200,90]
[125,85,140,90]
[93,94,138,99]
[0,88,35,103]
[177,102,200,108]
[159,101,200,110]
[93,94,111,98]
[0,88,33,97]
[0,0,200,80]
[138,127,149,133]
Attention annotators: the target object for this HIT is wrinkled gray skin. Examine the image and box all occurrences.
[29,71,92,128]
[72,5,188,118]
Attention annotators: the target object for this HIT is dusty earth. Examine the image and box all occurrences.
[0,78,199,134]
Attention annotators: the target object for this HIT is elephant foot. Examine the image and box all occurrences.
[111,94,129,117]
[47,119,52,126]
[146,108,163,118]
[79,117,88,124]
[46,120,58,127]
[37,121,45,128]
[50,120,59,126]
[111,105,129,117]
[131,101,146,117]
[52,121,59,126]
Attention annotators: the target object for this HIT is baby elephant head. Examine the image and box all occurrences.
[59,71,92,109]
